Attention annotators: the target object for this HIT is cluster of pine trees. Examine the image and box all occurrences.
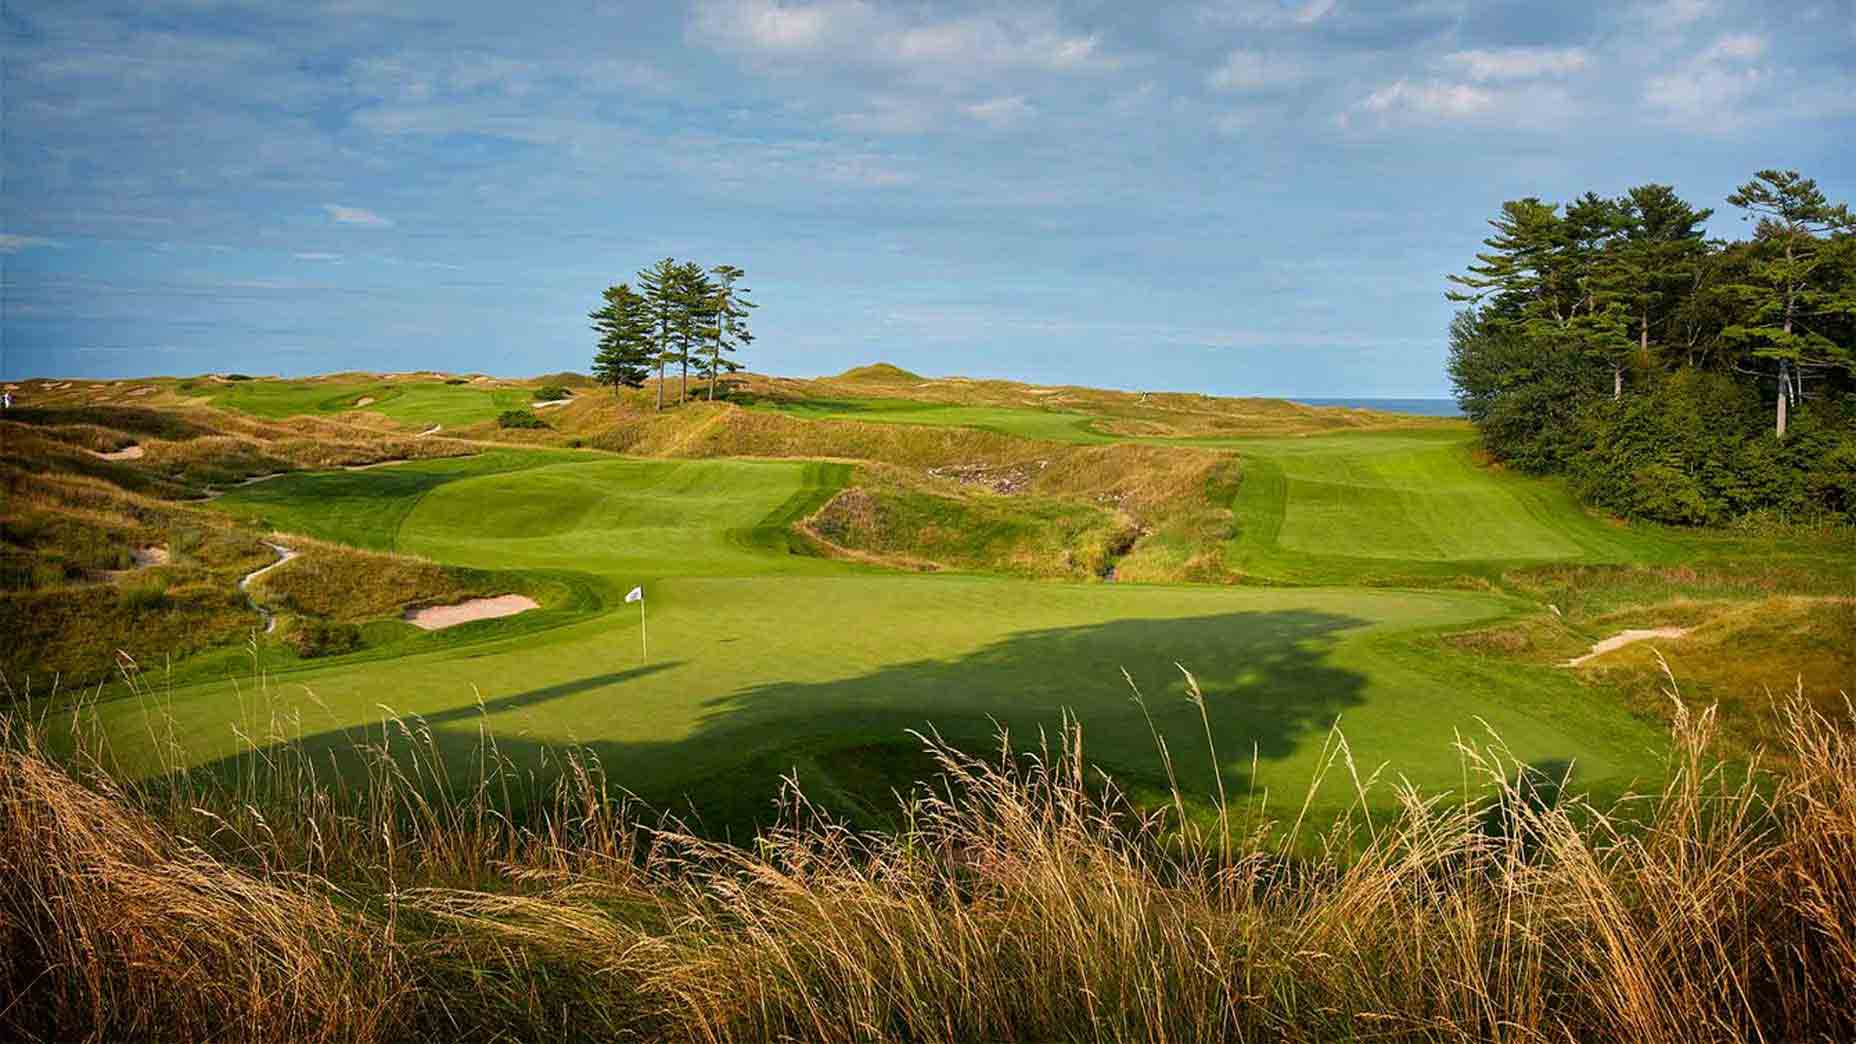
[589,259,755,408]
[1448,169,1856,525]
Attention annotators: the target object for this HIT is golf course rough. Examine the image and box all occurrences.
[116,439,1676,834]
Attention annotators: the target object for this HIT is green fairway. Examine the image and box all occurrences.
[93,449,1673,833]
[754,396,1113,443]
[1220,430,1681,582]
[205,378,532,427]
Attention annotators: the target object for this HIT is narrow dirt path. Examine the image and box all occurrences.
[237,542,299,633]
[1562,627,1689,668]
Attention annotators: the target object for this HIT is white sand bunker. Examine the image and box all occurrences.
[405,594,539,630]
[533,398,573,409]
[90,444,145,460]
[354,396,377,407]
[1562,627,1690,668]
[130,546,169,568]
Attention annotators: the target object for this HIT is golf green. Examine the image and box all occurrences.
[103,449,1668,831]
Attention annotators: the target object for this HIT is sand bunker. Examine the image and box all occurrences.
[417,424,442,437]
[354,396,377,407]
[90,444,145,461]
[533,398,573,409]
[1563,627,1690,668]
[130,546,169,568]
[404,594,539,630]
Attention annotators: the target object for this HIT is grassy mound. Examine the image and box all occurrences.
[837,362,924,382]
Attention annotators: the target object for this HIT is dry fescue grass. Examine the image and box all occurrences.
[1455,563,1856,762]
[247,535,501,621]
[3,666,1854,1042]
[1,469,282,688]
[803,478,1142,580]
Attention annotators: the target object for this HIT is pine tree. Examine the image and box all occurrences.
[638,257,680,412]
[1724,170,1856,437]
[588,283,653,392]
[670,262,714,406]
[702,264,756,401]
[1591,186,1713,398]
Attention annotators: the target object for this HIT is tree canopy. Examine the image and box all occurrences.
[1449,170,1856,525]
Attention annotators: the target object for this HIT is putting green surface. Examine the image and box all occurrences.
[104,448,1670,831]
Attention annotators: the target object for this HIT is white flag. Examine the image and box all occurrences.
[625,586,644,603]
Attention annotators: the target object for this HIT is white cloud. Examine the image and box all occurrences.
[1644,64,1764,125]
[292,251,344,262]
[1444,47,1589,82]
[1701,32,1766,62]
[0,233,61,253]
[1206,49,1306,91]
[1359,79,1496,119]
[323,204,393,228]
[1637,0,1713,30]
[1199,0,1336,28]
[691,0,1111,74]
[965,95,1035,128]
[1644,32,1772,128]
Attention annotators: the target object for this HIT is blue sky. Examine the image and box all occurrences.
[3,1,1853,395]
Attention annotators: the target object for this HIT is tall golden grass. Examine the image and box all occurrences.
[3,664,1853,1042]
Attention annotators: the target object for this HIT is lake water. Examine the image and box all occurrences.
[1292,397,1463,417]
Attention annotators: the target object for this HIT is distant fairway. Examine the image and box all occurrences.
[99,449,1674,832]
[205,377,532,427]
[753,396,1111,443]
[755,394,1677,583]
[1219,430,1681,582]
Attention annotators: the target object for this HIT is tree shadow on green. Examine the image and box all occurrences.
[174,609,1373,840]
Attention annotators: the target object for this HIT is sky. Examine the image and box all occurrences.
[3,1,1853,396]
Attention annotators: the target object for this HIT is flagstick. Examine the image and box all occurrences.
[639,596,648,663]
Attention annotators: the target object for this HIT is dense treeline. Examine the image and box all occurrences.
[589,259,755,409]
[1448,170,1856,525]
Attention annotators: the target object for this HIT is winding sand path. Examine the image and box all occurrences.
[237,542,299,633]
[1562,627,1690,668]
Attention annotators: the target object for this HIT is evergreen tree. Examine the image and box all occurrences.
[702,264,755,401]
[588,283,653,391]
[1724,170,1856,437]
[670,262,714,405]
[638,257,681,411]
[1592,186,1713,397]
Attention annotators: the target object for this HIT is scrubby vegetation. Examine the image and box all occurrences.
[495,408,547,429]
[3,673,1854,1042]
[1449,170,1856,525]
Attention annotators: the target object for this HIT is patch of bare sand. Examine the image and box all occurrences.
[404,594,539,630]
[1563,627,1690,668]
[90,444,145,461]
[354,396,377,407]
[131,546,169,568]
[533,398,572,409]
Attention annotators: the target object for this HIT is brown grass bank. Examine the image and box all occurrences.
[2,666,1854,1042]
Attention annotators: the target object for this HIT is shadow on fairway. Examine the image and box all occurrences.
[174,610,1371,839]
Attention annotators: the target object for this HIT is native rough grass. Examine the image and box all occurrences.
[2,669,1853,1043]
